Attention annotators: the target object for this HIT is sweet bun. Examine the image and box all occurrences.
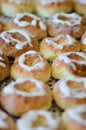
[62,104,86,130]
[40,34,81,62]
[34,0,73,18]
[0,78,52,116]
[74,0,86,15]
[11,50,51,82]
[9,13,47,39]
[0,109,16,130]
[0,52,10,82]
[17,110,62,130]
[1,0,34,17]
[53,74,86,110]
[47,12,85,39]
[0,29,39,58]
[51,52,86,79]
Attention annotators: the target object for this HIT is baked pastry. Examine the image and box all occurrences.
[1,0,34,17]
[11,50,51,82]
[9,13,47,39]
[34,0,73,18]
[51,52,86,79]
[81,32,86,53]
[74,0,86,15]
[17,110,62,130]
[62,104,86,130]
[47,12,84,39]
[40,34,81,62]
[53,74,86,110]
[0,52,10,82]
[0,21,6,33]
[0,29,39,58]
[0,78,52,116]
[0,109,16,130]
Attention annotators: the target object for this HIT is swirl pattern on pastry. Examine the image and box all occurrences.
[52,52,86,79]
[47,12,84,39]
[62,104,86,130]
[11,50,51,82]
[0,29,39,58]
[9,13,47,39]
[0,78,52,116]
[17,110,62,130]
[40,34,81,62]
[53,74,86,109]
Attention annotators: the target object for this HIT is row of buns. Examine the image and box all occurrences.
[0,0,86,17]
[0,104,86,130]
[0,0,86,130]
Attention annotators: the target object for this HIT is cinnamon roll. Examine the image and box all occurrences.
[47,12,85,39]
[62,104,86,130]
[52,52,86,79]
[9,13,47,39]
[0,78,52,116]
[11,50,51,82]
[0,29,39,58]
[53,74,86,109]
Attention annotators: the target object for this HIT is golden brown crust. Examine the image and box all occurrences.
[47,13,85,39]
[0,21,6,33]
[0,53,10,82]
[0,110,16,130]
[8,13,47,40]
[53,75,86,110]
[40,34,81,62]
[62,105,86,130]
[11,51,51,82]
[51,52,86,79]
[0,30,39,58]
[34,0,73,17]
[1,0,34,17]
[0,78,52,116]
[74,0,86,15]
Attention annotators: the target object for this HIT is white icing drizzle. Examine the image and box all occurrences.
[76,0,86,4]
[0,56,6,67]
[45,34,75,50]
[39,21,47,31]
[8,0,31,4]
[40,0,65,5]
[17,110,60,130]
[82,33,86,45]
[0,110,8,129]
[18,50,46,71]
[3,78,46,97]
[51,13,82,26]
[14,13,47,31]
[67,105,86,126]
[57,74,86,98]
[0,30,33,50]
[83,37,86,45]
[57,52,86,70]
